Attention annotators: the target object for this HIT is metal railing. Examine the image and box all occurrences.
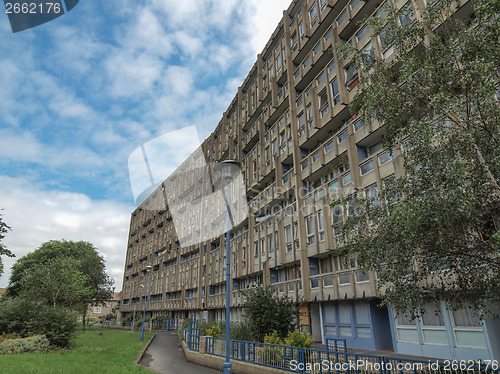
[151,319,179,331]
[325,338,347,353]
[205,336,497,373]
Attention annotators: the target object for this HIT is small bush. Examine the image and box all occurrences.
[0,333,22,343]
[229,321,253,341]
[205,323,222,337]
[284,329,313,348]
[0,298,77,348]
[0,335,49,355]
[264,330,284,345]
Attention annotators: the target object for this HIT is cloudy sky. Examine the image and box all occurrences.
[0,0,291,289]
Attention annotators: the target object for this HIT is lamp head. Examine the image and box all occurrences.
[217,160,241,183]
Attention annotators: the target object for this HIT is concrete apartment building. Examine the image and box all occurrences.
[120,0,499,361]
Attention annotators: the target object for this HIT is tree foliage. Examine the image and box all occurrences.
[334,0,499,317]
[0,212,15,278]
[18,257,92,309]
[241,286,301,342]
[6,240,113,326]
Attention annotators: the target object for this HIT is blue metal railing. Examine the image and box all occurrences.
[151,319,179,331]
[325,338,347,353]
[204,336,497,373]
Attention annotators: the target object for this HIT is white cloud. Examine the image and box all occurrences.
[0,176,132,289]
[248,0,292,56]
[0,129,103,170]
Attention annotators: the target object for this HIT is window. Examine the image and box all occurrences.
[337,9,347,25]
[350,0,360,9]
[343,171,352,185]
[360,159,375,175]
[324,140,334,153]
[297,112,305,136]
[303,55,310,68]
[356,25,370,42]
[285,225,292,252]
[316,71,325,84]
[345,62,358,84]
[299,21,304,39]
[329,180,339,193]
[276,54,282,72]
[421,303,448,345]
[399,2,416,25]
[93,307,101,314]
[338,129,348,143]
[318,89,330,117]
[328,59,335,73]
[315,188,325,200]
[355,270,369,282]
[379,25,394,50]
[353,118,364,131]
[362,42,375,64]
[332,205,343,225]
[313,42,321,55]
[320,0,327,8]
[312,150,320,163]
[293,222,300,250]
[364,184,380,206]
[378,149,395,165]
[268,233,274,253]
[272,139,278,155]
[317,210,325,242]
[331,78,340,105]
[309,3,318,26]
[254,241,259,257]
[306,215,315,244]
[291,32,298,51]
[339,304,352,336]
[306,104,314,128]
[324,28,332,42]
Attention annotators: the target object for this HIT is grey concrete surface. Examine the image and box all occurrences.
[139,332,221,374]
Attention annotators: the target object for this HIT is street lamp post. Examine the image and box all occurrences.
[108,286,115,328]
[141,265,152,341]
[219,160,240,374]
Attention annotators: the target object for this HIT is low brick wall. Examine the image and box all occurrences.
[180,336,286,374]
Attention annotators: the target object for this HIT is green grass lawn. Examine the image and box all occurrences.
[0,328,154,374]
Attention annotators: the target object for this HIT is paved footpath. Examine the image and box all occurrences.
[139,331,221,374]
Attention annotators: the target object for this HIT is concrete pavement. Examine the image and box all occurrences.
[139,331,221,374]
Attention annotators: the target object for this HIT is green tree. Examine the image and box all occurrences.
[6,240,113,327]
[334,0,499,317]
[18,257,92,309]
[0,213,14,278]
[241,286,301,342]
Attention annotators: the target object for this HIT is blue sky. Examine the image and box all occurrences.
[0,0,291,288]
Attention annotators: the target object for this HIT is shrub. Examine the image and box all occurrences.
[263,330,284,345]
[0,333,21,343]
[260,331,285,366]
[0,298,77,348]
[229,321,253,341]
[284,329,313,348]
[122,313,141,326]
[0,335,49,354]
[205,323,222,337]
[242,286,302,342]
